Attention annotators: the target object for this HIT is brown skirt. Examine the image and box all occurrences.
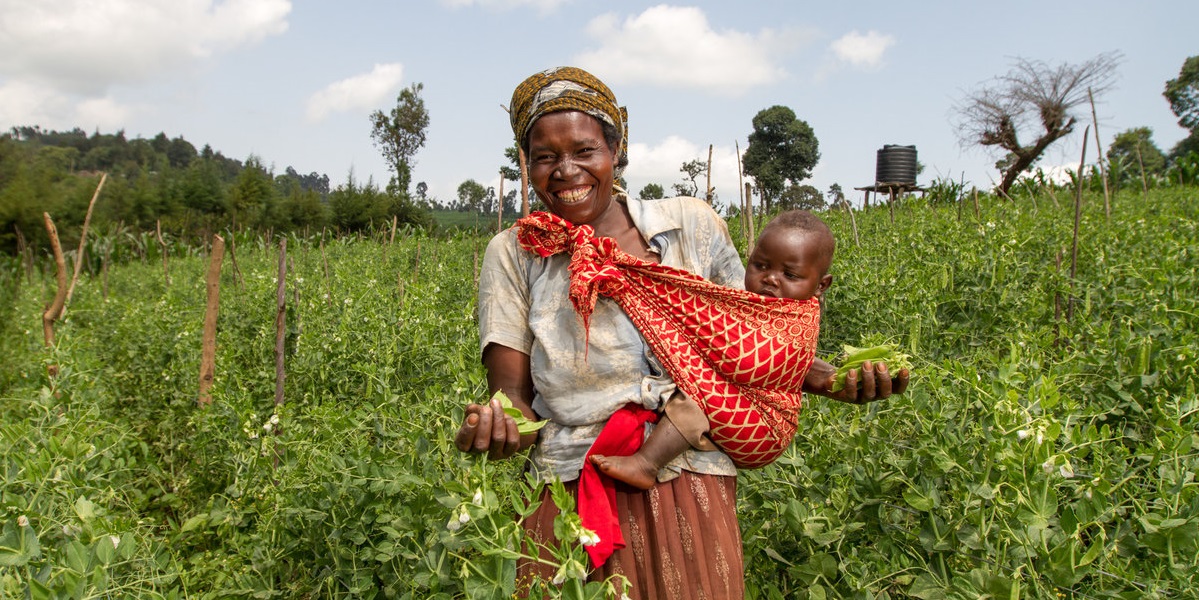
[518,471,744,600]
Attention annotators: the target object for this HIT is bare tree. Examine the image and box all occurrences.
[954,52,1121,194]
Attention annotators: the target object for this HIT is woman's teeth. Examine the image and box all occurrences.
[556,186,591,203]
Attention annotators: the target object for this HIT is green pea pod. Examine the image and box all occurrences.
[491,390,547,434]
[831,343,912,393]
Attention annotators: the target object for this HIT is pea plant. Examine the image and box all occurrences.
[1,186,1196,598]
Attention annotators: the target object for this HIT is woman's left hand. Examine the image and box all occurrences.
[803,358,909,404]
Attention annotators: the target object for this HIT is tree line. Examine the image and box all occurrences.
[0,126,433,255]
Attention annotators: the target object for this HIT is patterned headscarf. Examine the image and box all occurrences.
[509,66,629,178]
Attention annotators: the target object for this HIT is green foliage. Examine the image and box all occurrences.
[370,83,430,195]
[2,185,1198,598]
[1163,55,1199,132]
[775,183,826,211]
[1107,127,1167,180]
[743,106,820,212]
[638,183,664,200]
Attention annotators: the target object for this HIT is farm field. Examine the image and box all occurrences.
[1,187,1197,599]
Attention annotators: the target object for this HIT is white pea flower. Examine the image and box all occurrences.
[472,489,484,506]
[269,414,280,425]
[577,529,601,547]
[110,535,121,548]
[458,508,470,524]
[17,515,29,527]
[1036,432,1044,445]
[1017,430,1030,440]
[1042,458,1055,474]
[1059,462,1074,479]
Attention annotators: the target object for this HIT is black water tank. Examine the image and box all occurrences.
[875,145,918,184]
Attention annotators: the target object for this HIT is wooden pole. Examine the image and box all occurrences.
[66,172,106,307]
[705,144,714,204]
[1068,125,1089,324]
[42,213,68,377]
[156,219,170,288]
[519,149,530,217]
[973,188,981,221]
[745,183,756,245]
[844,196,860,247]
[198,234,225,406]
[1135,142,1150,203]
[1088,88,1111,220]
[735,140,745,238]
[14,225,32,286]
[498,172,505,231]
[274,239,288,409]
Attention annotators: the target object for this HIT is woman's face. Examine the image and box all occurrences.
[526,110,618,226]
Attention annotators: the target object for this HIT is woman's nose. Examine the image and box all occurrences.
[554,157,579,178]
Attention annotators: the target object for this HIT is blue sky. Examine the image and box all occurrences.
[1,0,1193,208]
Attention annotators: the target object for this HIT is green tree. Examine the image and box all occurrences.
[672,159,706,198]
[742,106,820,213]
[370,82,429,196]
[455,179,488,213]
[827,183,846,208]
[229,156,276,228]
[1107,127,1167,182]
[954,52,1121,194]
[776,183,826,211]
[1164,55,1199,160]
[639,183,664,200]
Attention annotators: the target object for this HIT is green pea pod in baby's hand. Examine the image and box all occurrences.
[491,390,547,435]
[831,343,912,393]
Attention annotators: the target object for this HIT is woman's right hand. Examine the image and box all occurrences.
[456,344,537,460]
[455,396,523,460]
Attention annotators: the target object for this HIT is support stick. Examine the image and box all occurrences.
[42,213,68,377]
[198,234,225,406]
[66,173,106,307]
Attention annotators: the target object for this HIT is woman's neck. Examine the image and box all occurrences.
[590,199,657,263]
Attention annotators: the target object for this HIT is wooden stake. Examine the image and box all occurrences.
[735,140,746,238]
[519,148,530,217]
[156,219,170,288]
[1054,248,1063,347]
[1068,125,1089,324]
[42,213,68,377]
[973,188,981,221]
[844,196,860,247]
[498,172,505,231]
[15,225,32,286]
[198,234,225,406]
[66,173,106,307]
[1088,88,1112,220]
[1135,142,1149,203]
[744,182,756,245]
[705,144,714,204]
[274,239,288,409]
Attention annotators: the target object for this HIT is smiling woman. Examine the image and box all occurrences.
[453,66,902,599]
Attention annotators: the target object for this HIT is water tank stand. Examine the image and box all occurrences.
[853,182,926,222]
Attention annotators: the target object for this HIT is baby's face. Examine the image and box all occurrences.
[744,229,831,300]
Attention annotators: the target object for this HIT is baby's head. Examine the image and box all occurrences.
[745,210,835,301]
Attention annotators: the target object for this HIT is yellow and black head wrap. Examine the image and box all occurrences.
[509,66,629,178]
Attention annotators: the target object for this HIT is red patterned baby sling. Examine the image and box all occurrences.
[516,211,821,469]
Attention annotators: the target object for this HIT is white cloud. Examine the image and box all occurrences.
[0,0,289,129]
[0,0,291,93]
[573,6,802,94]
[626,136,744,205]
[305,63,406,123]
[829,30,894,69]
